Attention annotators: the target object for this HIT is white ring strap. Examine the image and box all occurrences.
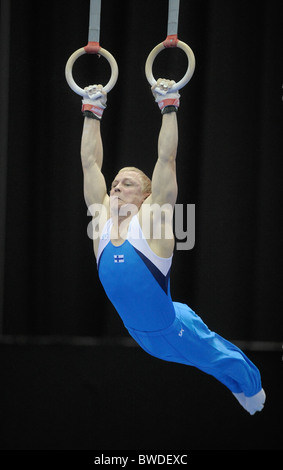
[88,0,101,43]
[167,0,180,36]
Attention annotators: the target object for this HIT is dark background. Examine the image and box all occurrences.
[0,0,282,451]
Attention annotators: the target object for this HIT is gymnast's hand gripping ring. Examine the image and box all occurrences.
[145,39,195,92]
[65,45,119,97]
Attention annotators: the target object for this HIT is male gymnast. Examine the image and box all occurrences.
[79,78,266,415]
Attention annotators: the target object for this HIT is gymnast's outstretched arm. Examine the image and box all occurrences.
[142,79,180,258]
[148,79,179,209]
[80,85,109,209]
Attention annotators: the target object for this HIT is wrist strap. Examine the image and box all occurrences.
[81,103,105,120]
[162,105,178,115]
[83,110,101,120]
[157,97,180,111]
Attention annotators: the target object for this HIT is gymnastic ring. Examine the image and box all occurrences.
[65,46,119,97]
[145,40,195,91]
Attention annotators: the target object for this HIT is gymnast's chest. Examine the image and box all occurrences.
[98,241,144,279]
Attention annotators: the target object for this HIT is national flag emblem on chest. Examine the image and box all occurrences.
[114,254,124,263]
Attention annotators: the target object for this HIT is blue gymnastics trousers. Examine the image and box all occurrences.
[127,302,262,397]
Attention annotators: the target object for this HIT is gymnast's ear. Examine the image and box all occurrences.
[142,192,151,202]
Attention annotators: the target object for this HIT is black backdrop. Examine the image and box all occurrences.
[1,0,283,340]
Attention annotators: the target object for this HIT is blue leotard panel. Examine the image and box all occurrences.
[97,215,175,331]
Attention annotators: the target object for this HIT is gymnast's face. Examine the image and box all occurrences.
[110,171,145,213]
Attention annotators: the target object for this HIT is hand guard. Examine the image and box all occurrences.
[152,79,180,114]
[81,85,107,120]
